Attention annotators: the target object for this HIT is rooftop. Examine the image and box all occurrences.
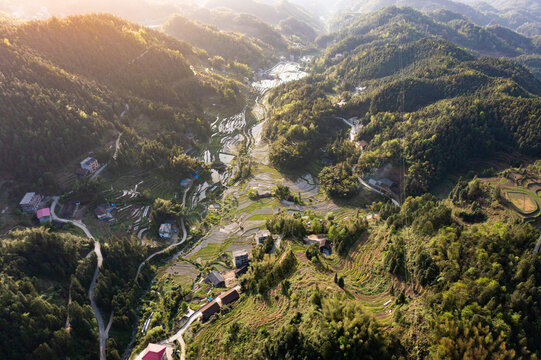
[36,208,51,219]
[233,249,249,258]
[381,178,396,187]
[159,223,172,233]
[141,343,166,360]
[19,192,36,205]
[255,230,271,238]
[206,271,225,286]
[307,234,328,241]
[199,300,220,314]
[81,157,97,165]
[94,207,107,216]
[218,288,240,305]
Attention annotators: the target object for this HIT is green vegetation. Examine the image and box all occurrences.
[0,228,98,359]
[0,13,244,185]
[164,15,275,68]
[266,8,541,195]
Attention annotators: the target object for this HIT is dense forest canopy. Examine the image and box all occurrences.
[163,14,275,68]
[265,7,541,195]
[0,13,243,185]
[0,228,98,359]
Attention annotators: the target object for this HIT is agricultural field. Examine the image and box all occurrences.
[486,172,541,219]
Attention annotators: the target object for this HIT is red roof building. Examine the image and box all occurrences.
[141,343,166,360]
[37,208,51,223]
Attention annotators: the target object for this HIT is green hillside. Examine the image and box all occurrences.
[265,8,541,195]
[0,14,244,185]
[163,14,275,67]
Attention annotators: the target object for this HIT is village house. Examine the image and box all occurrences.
[94,206,112,221]
[232,250,249,268]
[217,288,240,307]
[37,208,51,223]
[74,168,90,178]
[304,234,331,254]
[205,271,225,288]
[159,223,172,239]
[19,192,43,213]
[255,230,271,244]
[140,343,166,360]
[200,300,220,323]
[234,265,248,278]
[61,202,77,219]
[80,157,99,174]
[380,177,397,190]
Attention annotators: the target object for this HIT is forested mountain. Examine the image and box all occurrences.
[163,15,276,67]
[266,8,541,194]
[277,17,318,43]
[322,7,541,81]
[325,7,541,58]
[0,14,243,184]
[0,228,98,359]
[176,4,316,48]
[331,0,541,36]
[204,0,323,31]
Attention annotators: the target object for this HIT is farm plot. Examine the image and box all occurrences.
[501,188,541,217]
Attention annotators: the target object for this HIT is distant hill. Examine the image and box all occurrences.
[176,5,290,49]
[163,14,276,67]
[278,17,319,43]
[323,7,541,71]
[205,0,324,30]
[265,8,541,194]
[0,14,242,184]
[331,0,541,36]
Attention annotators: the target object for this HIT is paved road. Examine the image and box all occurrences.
[155,285,242,360]
[359,178,400,207]
[113,132,122,160]
[134,218,187,281]
[137,227,148,240]
[534,234,541,254]
[134,185,191,281]
[50,197,109,360]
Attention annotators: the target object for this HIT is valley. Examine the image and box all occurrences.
[0,2,541,360]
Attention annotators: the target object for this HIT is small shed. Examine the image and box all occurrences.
[37,208,51,223]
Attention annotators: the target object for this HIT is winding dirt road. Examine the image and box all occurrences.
[50,197,109,360]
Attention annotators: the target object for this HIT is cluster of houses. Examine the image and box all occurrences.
[19,192,51,223]
[199,287,241,322]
